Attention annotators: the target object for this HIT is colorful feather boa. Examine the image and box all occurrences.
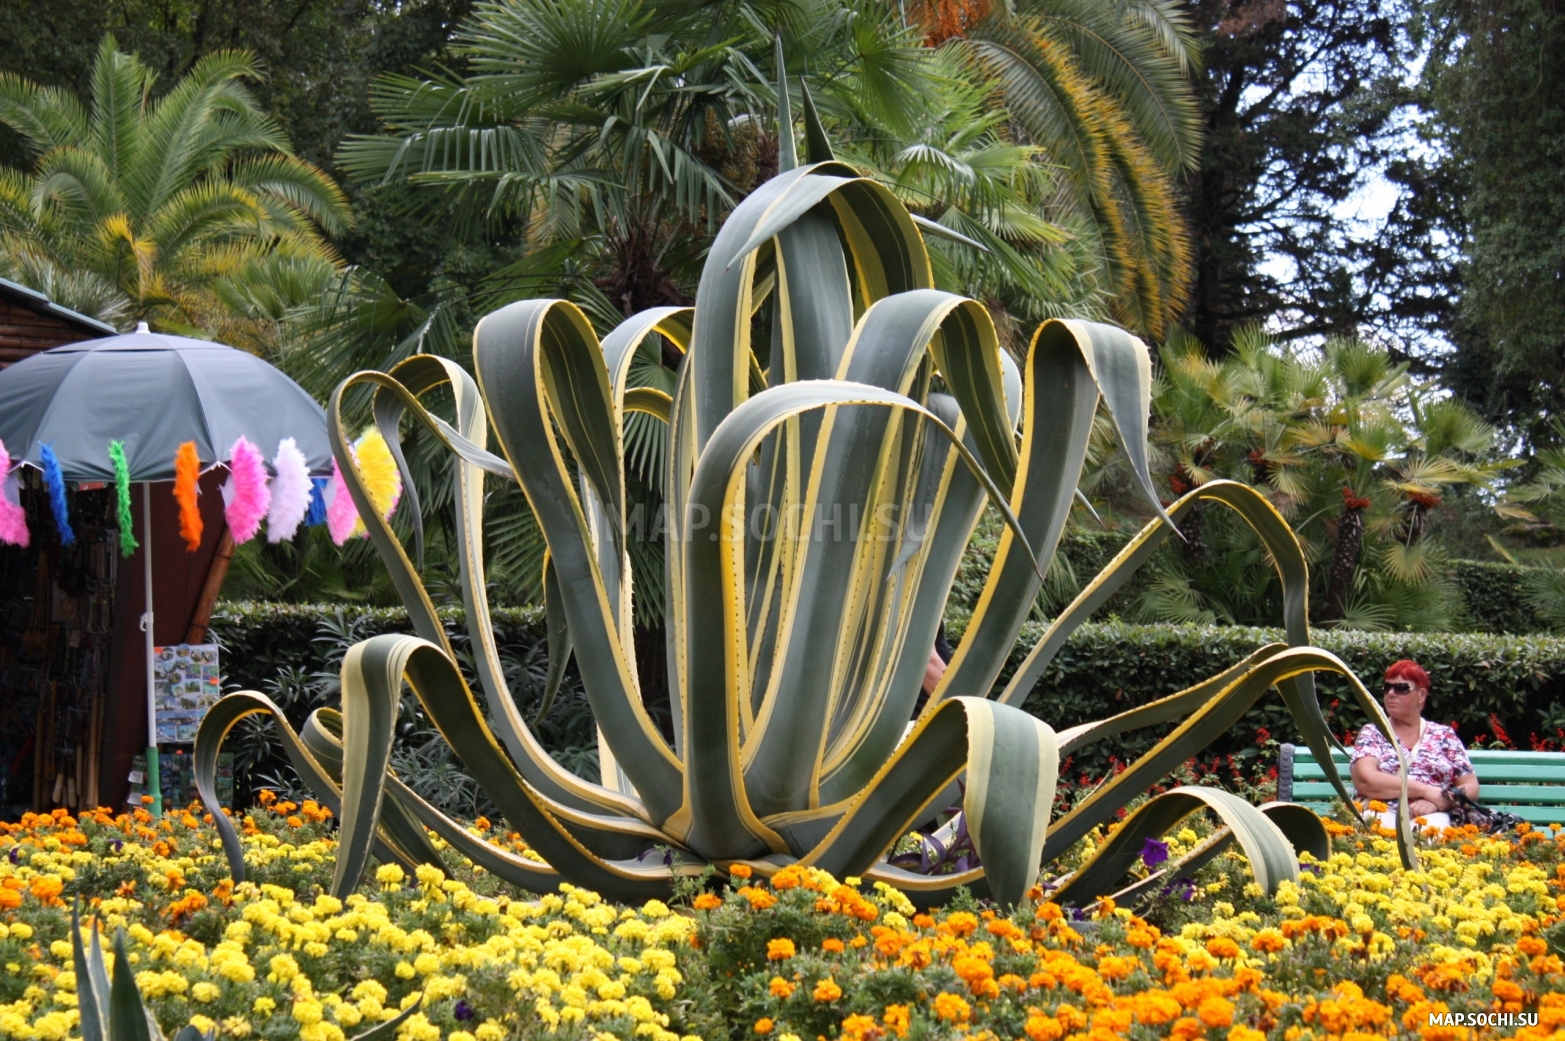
[40,443,73,546]
[174,441,203,551]
[223,436,270,544]
[0,441,28,548]
[266,438,312,543]
[108,440,138,556]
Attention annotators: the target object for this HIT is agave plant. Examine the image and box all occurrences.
[196,91,1416,909]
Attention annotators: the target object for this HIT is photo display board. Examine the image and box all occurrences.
[153,643,221,742]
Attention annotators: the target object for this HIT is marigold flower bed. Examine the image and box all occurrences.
[0,800,1563,1040]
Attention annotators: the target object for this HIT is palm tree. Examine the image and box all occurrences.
[0,36,349,345]
[953,0,1201,338]
[1130,328,1506,631]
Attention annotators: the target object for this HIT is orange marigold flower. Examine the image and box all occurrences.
[257,789,276,805]
[1367,800,1390,813]
[840,1014,879,1041]
[285,815,303,828]
[882,1004,911,1039]
[1251,929,1287,954]
[1226,1027,1266,1041]
[754,1019,774,1035]
[1024,1014,1063,1041]
[1132,993,1182,1026]
[1205,937,1241,960]
[771,866,803,890]
[932,993,970,1023]
[767,938,796,961]
[813,978,843,1003]
[0,889,20,911]
[941,912,979,937]
[730,864,753,879]
[848,934,868,949]
[693,893,723,911]
[821,938,845,953]
[1197,996,1235,1029]
[1097,956,1136,982]
[1036,903,1064,922]
[998,973,1027,991]
[141,795,155,805]
[28,876,63,905]
[1170,1017,1204,1041]
[769,977,796,998]
[739,886,777,910]
[1126,927,1158,949]
[1517,936,1548,957]
[1491,979,1525,1002]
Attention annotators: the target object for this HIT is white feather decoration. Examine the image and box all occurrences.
[267,438,313,543]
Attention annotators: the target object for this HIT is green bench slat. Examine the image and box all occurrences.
[1295,764,1565,784]
[1295,750,1565,765]
[1292,782,1565,804]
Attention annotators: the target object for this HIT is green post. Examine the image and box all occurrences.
[146,746,161,817]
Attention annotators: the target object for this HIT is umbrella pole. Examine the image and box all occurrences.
[141,486,161,818]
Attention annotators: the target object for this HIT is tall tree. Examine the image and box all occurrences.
[1178,0,1430,352]
[1430,0,1565,447]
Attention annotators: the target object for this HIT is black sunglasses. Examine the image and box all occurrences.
[1382,682,1416,695]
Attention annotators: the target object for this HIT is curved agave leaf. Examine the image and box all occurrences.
[679,378,1041,859]
[340,361,640,820]
[803,696,1057,908]
[1000,480,1351,805]
[1040,646,1417,871]
[1052,786,1318,905]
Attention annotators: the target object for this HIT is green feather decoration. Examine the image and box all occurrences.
[108,441,138,557]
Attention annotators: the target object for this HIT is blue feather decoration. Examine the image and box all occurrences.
[305,476,328,527]
[40,443,74,546]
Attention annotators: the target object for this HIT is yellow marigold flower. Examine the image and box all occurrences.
[882,1004,911,1039]
[475,1023,506,1041]
[394,961,417,979]
[932,992,970,1023]
[754,1018,775,1035]
[813,978,843,1003]
[253,997,276,1016]
[191,981,221,1003]
[766,938,796,961]
[375,864,405,888]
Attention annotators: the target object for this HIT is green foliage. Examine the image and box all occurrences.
[1016,620,1565,777]
[207,601,601,811]
[1431,0,1565,447]
[0,36,349,341]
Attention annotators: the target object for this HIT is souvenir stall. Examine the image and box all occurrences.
[0,325,409,815]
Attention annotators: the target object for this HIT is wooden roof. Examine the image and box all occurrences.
[0,278,119,369]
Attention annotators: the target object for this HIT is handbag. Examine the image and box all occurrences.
[1443,787,1525,834]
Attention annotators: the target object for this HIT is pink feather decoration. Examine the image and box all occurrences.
[266,438,312,543]
[0,440,28,548]
[223,437,271,544]
[325,456,361,546]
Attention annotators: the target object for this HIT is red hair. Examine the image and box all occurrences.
[1384,660,1429,689]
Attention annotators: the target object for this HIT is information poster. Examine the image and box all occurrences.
[153,644,221,742]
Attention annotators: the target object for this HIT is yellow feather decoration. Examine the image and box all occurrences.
[351,428,403,537]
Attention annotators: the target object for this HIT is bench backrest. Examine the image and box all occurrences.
[1278,744,1565,827]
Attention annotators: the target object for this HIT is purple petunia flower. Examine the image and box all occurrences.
[454,1000,474,1022]
[1140,836,1170,869]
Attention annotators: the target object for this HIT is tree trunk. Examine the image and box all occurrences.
[1325,496,1367,623]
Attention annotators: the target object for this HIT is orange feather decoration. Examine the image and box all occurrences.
[174,441,203,551]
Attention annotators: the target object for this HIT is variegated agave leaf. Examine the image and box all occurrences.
[196,111,1414,908]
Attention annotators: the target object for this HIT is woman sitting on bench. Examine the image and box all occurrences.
[1349,659,1479,830]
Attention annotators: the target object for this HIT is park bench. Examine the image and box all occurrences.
[1278,744,1565,829]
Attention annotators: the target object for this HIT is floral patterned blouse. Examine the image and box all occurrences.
[1350,720,1475,799]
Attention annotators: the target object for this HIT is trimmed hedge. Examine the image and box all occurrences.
[1449,559,1552,633]
[1012,621,1565,776]
[211,601,1565,792]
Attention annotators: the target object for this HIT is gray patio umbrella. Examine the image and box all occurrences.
[0,323,332,813]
